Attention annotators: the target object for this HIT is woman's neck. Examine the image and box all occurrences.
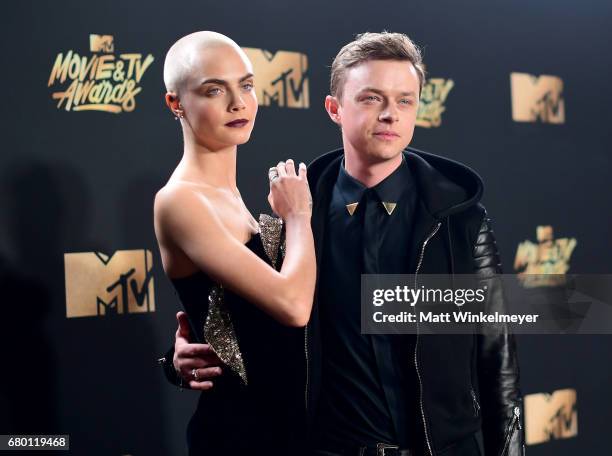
[179,139,239,192]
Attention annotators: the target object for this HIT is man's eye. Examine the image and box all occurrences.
[364,95,380,102]
[207,88,222,95]
[242,83,254,91]
[399,99,414,105]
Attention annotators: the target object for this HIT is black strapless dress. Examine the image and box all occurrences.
[170,222,306,455]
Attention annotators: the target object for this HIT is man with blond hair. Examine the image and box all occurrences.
[159,31,524,456]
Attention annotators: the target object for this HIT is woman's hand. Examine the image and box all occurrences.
[267,159,312,221]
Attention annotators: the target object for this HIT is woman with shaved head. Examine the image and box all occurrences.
[154,31,315,454]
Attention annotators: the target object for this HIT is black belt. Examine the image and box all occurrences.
[317,442,414,456]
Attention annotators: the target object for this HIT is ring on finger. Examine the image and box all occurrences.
[191,368,199,380]
[268,169,279,182]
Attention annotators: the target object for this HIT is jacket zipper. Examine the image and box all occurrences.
[414,221,442,456]
[500,406,521,456]
[470,387,481,416]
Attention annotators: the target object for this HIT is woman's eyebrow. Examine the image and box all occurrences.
[201,73,254,86]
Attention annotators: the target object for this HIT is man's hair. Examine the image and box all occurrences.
[330,31,426,101]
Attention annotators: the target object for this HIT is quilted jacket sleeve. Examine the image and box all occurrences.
[473,212,525,456]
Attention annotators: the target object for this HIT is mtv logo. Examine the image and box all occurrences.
[416,78,454,128]
[64,249,155,318]
[514,225,577,287]
[510,72,565,124]
[242,47,309,109]
[90,34,114,53]
[525,388,578,445]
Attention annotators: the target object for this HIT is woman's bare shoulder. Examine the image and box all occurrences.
[154,180,218,228]
[156,179,216,208]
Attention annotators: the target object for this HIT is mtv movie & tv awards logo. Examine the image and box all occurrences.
[416,78,454,128]
[514,225,576,288]
[48,34,154,113]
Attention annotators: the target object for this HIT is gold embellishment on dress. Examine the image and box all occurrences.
[258,213,286,268]
[203,284,248,385]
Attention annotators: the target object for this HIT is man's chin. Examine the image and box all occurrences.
[364,144,406,163]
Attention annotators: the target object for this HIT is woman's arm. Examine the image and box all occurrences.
[154,161,315,327]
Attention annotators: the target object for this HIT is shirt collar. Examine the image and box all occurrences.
[336,154,414,204]
[336,158,366,204]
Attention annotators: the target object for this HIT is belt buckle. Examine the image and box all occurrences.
[376,443,399,456]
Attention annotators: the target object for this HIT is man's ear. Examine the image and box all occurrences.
[165,92,183,118]
[325,95,342,126]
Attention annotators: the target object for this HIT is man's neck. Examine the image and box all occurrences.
[343,150,404,188]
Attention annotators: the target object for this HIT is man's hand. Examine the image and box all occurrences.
[173,311,224,390]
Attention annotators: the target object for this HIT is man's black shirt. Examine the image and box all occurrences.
[314,156,423,450]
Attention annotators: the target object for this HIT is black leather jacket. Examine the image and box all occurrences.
[158,146,525,456]
[304,147,524,456]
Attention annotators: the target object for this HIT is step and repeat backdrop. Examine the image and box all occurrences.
[1,0,610,454]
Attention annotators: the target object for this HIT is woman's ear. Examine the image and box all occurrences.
[165,92,184,119]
